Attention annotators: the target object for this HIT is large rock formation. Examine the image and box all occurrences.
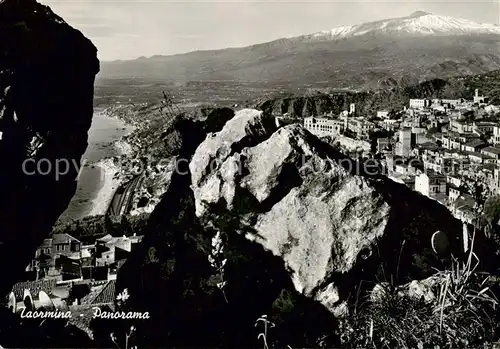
[190,108,463,312]
[0,0,99,297]
[116,108,472,347]
[117,110,341,348]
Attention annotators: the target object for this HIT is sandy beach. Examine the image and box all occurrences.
[86,125,135,217]
[86,158,123,217]
[58,114,134,221]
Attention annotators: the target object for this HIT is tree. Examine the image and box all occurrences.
[481,195,500,237]
[462,110,475,121]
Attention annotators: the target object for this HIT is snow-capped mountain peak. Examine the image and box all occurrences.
[409,11,430,18]
[305,12,500,40]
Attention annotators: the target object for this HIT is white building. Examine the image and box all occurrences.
[485,105,500,115]
[493,125,500,146]
[377,110,389,119]
[447,176,462,202]
[441,98,465,108]
[450,120,475,134]
[348,118,376,139]
[395,128,414,157]
[380,119,400,131]
[304,117,344,136]
[494,167,500,193]
[415,172,447,198]
[409,99,431,109]
[473,89,489,105]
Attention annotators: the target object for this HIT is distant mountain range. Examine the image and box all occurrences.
[99,12,500,90]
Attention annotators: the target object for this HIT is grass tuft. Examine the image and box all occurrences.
[339,230,500,349]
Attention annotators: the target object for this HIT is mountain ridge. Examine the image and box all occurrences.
[98,12,500,91]
[302,11,500,42]
[102,11,500,63]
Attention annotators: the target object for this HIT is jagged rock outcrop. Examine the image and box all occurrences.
[117,109,340,348]
[190,109,279,216]
[120,108,236,216]
[371,276,440,304]
[190,108,463,312]
[0,0,99,297]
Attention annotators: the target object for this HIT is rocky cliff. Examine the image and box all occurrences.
[117,108,468,348]
[0,0,99,297]
[257,71,500,117]
[190,109,463,312]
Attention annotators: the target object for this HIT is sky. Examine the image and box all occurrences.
[40,0,500,61]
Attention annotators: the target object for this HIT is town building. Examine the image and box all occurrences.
[380,119,400,131]
[423,156,455,174]
[347,118,377,140]
[93,234,143,275]
[27,234,83,280]
[494,167,500,192]
[440,98,465,108]
[450,120,475,134]
[473,89,489,105]
[493,125,500,146]
[395,128,415,157]
[474,121,496,136]
[304,117,344,137]
[415,171,447,198]
[446,175,463,202]
[467,152,494,165]
[409,99,431,109]
[481,147,500,160]
[462,140,487,153]
[450,195,476,224]
[377,138,392,153]
[377,110,389,119]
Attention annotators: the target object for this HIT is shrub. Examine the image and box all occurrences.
[339,234,500,349]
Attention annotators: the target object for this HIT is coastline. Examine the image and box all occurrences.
[86,120,136,217]
[86,157,122,217]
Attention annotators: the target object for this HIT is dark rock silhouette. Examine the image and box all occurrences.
[0,0,99,299]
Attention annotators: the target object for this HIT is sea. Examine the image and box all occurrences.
[57,113,131,222]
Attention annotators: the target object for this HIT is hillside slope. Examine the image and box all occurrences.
[257,69,500,117]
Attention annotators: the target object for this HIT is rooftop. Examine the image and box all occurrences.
[11,279,57,301]
[422,169,446,179]
[464,140,486,148]
[479,163,496,172]
[482,147,500,155]
[92,280,116,305]
[52,233,80,245]
[418,142,439,150]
